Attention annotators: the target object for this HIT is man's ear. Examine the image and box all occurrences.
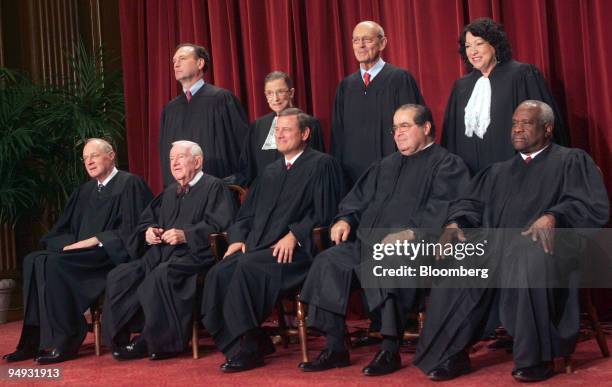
[301,127,311,143]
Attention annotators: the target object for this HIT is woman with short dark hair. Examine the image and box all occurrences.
[441,17,568,174]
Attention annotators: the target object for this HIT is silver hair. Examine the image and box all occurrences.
[171,140,204,158]
[519,100,555,126]
[85,138,114,154]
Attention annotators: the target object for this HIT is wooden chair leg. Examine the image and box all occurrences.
[417,311,425,335]
[192,319,199,359]
[296,298,309,363]
[93,308,101,356]
[585,289,610,357]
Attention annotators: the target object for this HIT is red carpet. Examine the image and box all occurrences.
[0,320,610,386]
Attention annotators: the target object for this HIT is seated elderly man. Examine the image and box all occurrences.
[413,101,609,383]
[201,108,344,372]
[102,140,236,361]
[299,104,470,376]
[3,138,153,364]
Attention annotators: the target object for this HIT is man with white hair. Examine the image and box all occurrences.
[103,140,236,361]
[3,138,153,364]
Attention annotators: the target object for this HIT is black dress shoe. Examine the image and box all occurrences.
[149,351,179,361]
[220,350,264,373]
[352,335,382,348]
[36,348,77,365]
[3,348,38,363]
[427,351,471,381]
[512,362,554,382]
[112,336,148,361]
[362,350,401,376]
[300,349,350,372]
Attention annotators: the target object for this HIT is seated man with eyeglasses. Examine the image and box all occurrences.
[300,104,470,376]
[3,138,153,364]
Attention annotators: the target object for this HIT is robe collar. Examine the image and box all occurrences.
[98,167,119,186]
[520,144,550,161]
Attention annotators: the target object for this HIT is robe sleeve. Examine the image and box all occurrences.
[308,117,326,153]
[227,179,259,244]
[446,166,494,227]
[288,157,345,253]
[418,154,471,229]
[395,70,425,107]
[125,191,165,260]
[334,162,380,229]
[441,82,460,153]
[518,64,570,146]
[211,92,249,176]
[224,121,257,187]
[330,81,345,162]
[95,175,154,265]
[183,181,236,258]
[40,189,80,251]
[544,150,609,227]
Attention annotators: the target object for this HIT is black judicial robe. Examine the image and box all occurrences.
[159,83,249,186]
[300,145,470,335]
[413,144,609,372]
[442,60,569,175]
[102,174,235,353]
[16,171,152,352]
[226,112,326,187]
[331,63,424,185]
[201,148,344,354]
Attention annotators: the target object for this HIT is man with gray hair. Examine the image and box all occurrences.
[103,140,236,361]
[414,100,609,382]
[3,138,153,364]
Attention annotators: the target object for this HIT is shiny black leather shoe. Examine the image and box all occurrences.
[36,348,77,365]
[3,348,39,363]
[427,351,471,381]
[511,362,554,382]
[362,350,401,376]
[111,336,148,361]
[220,350,264,373]
[300,348,350,372]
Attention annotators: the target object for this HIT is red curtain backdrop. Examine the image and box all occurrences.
[119,0,612,198]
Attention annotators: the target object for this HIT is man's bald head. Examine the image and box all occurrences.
[352,21,387,69]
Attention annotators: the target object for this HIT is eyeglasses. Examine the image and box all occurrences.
[390,122,418,135]
[352,36,379,45]
[265,89,291,99]
[81,153,102,162]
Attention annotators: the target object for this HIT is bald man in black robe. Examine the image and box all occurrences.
[299,104,470,375]
[159,43,248,186]
[413,101,609,383]
[3,139,153,364]
[201,108,344,372]
[103,141,235,361]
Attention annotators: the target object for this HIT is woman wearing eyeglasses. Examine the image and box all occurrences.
[224,71,325,187]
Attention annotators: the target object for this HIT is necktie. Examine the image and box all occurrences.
[186,90,192,103]
[176,184,190,198]
[97,183,104,193]
[524,156,532,164]
[363,72,371,87]
[286,162,292,170]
